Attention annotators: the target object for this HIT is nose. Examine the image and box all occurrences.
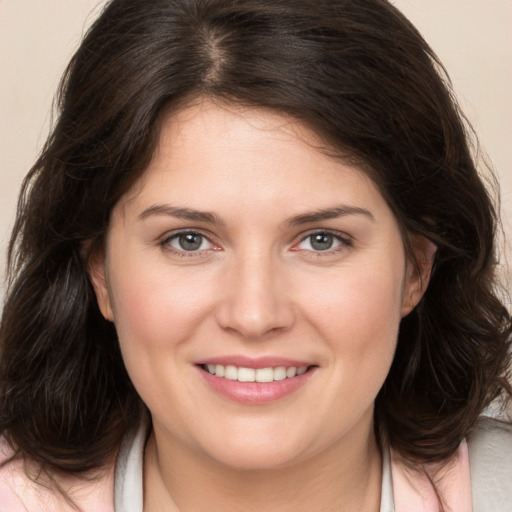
[215,252,296,340]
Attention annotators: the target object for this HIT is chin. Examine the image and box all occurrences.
[208,444,306,471]
[195,423,317,471]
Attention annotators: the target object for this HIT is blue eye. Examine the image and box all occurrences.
[296,232,347,252]
[309,233,335,251]
[163,232,215,252]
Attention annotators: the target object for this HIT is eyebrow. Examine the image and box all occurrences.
[287,206,375,225]
[138,203,374,226]
[138,204,226,226]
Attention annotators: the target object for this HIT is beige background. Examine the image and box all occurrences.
[1,0,511,297]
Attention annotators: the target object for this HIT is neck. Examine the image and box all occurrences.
[143,420,382,512]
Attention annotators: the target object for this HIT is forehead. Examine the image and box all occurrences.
[116,98,388,221]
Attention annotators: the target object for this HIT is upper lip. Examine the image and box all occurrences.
[195,355,315,369]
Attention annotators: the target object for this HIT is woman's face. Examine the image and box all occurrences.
[91,100,428,470]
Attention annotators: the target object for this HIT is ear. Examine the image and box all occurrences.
[85,243,115,322]
[402,235,437,317]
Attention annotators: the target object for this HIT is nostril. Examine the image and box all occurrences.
[214,301,296,340]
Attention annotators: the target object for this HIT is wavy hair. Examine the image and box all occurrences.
[1,0,510,474]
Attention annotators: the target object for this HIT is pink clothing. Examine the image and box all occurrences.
[391,440,472,512]
[0,434,472,512]
[0,437,114,512]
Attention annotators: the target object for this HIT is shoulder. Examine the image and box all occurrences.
[468,415,512,512]
[390,437,472,512]
[0,436,27,512]
[0,435,54,512]
[0,435,115,512]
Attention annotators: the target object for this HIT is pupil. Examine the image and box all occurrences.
[179,233,202,251]
[311,233,333,251]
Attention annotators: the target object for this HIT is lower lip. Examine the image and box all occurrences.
[198,366,317,405]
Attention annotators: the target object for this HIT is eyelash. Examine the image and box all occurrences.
[159,230,219,258]
[158,229,353,258]
[292,230,353,256]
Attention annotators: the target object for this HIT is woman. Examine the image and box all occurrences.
[0,0,511,510]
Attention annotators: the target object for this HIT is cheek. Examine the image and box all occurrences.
[299,258,404,379]
[107,253,217,356]
[105,256,220,417]
[305,264,403,332]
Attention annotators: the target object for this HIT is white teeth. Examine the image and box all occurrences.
[286,367,297,378]
[225,365,238,380]
[273,367,287,381]
[237,367,255,382]
[255,367,274,382]
[204,364,310,382]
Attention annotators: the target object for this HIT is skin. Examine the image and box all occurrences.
[90,99,433,512]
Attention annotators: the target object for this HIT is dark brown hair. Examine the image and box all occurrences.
[1,0,510,475]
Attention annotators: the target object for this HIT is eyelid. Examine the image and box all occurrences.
[159,229,221,255]
[290,229,353,253]
[157,228,352,257]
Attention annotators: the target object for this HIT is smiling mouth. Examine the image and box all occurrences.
[201,364,312,383]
